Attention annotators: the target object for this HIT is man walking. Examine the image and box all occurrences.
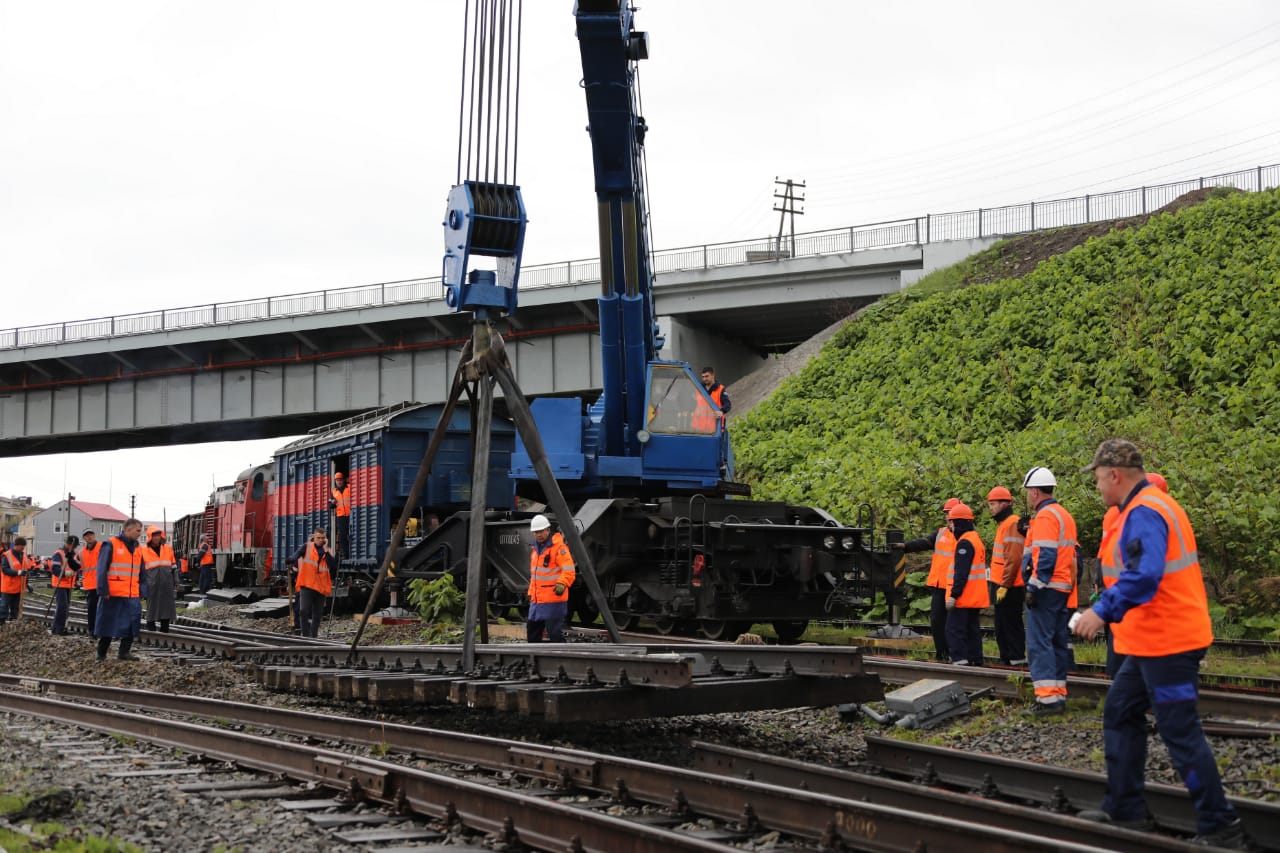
[287,528,336,638]
[78,529,104,635]
[0,536,35,624]
[1073,440,1246,848]
[526,514,575,643]
[987,486,1026,665]
[140,526,178,633]
[1021,466,1077,716]
[92,519,147,661]
[48,535,81,635]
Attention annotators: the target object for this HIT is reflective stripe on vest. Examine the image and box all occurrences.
[926,527,955,588]
[1026,502,1077,592]
[79,542,103,590]
[296,543,333,596]
[332,487,351,517]
[51,553,77,588]
[105,539,142,598]
[990,514,1024,587]
[141,543,175,571]
[1109,486,1211,656]
[1,551,34,594]
[1098,506,1122,587]
[946,530,990,608]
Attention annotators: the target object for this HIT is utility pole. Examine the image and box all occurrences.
[130,494,136,519]
[773,177,805,258]
[65,493,74,540]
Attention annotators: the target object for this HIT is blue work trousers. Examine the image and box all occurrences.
[944,606,982,666]
[993,584,1027,664]
[0,591,20,621]
[85,589,99,634]
[51,587,71,634]
[1025,588,1070,703]
[1103,648,1237,835]
[929,587,950,662]
[198,565,216,595]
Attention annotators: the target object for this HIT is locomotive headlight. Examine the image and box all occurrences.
[822,535,837,550]
[841,535,855,551]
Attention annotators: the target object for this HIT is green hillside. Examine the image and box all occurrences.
[734,187,1280,617]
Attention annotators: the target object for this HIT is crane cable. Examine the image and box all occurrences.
[456,0,523,188]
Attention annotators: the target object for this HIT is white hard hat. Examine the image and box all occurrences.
[1022,466,1057,489]
[530,514,551,532]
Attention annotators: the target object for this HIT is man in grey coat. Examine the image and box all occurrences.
[140,525,177,632]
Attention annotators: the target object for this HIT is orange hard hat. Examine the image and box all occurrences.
[947,502,975,521]
[986,486,1013,502]
[942,497,960,512]
[146,525,163,539]
[1147,472,1168,492]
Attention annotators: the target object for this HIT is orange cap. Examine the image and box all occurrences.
[986,486,1013,502]
[1147,472,1168,492]
[146,525,163,539]
[947,502,975,520]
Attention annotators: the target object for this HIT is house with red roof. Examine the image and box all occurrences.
[33,499,129,557]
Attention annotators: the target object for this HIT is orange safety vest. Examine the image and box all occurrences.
[1,550,34,594]
[79,542,103,591]
[104,538,143,598]
[50,551,78,589]
[925,527,955,589]
[1025,501,1078,593]
[990,513,1025,588]
[1110,486,1212,657]
[199,544,215,567]
[690,396,719,434]
[1097,506,1121,590]
[947,530,990,608]
[296,543,333,596]
[140,543,176,571]
[332,486,351,517]
[528,532,575,604]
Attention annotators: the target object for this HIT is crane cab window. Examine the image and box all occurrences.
[646,365,718,436]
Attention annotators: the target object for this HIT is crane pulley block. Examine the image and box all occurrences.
[442,180,527,317]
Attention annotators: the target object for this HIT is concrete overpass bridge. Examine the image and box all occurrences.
[0,240,954,456]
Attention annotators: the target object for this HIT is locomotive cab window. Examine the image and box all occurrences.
[646,365,718,436]
[251,471,265,501]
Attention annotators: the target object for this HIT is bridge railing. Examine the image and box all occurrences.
[4,162,1277,351]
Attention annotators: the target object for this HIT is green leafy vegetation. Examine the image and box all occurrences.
[735,188,1280,620]
[406,574,466,624]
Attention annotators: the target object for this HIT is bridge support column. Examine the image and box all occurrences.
[657,316,763,385]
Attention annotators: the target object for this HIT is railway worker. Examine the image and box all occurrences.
[986,486,1027,666]
[1072,440,1245,848]
[699,367,732,416]
[895,498,961,662]
[78,528,104,635]
[288,527,337,638]
[140,526,178,633]
[1020,466,1078,716]
[526,514,575,643]
[943,502,988,666]
[48,535,81,635]
[0,536,35,624]
[197,534,216,596]
[329,472,351,559]
[92,518,147,662]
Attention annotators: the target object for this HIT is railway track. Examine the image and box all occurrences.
[0,675,1224,852]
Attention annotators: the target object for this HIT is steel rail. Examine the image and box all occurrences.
[863,735,1280,851]
[864,656,1280,722]
[0,677,1118,852]
[688,741,1194,852]
[0,687,729,853]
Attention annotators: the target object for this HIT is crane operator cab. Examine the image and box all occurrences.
[640,363,732,481]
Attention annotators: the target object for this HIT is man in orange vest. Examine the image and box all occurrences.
[1,536,35,623]
[526,514,576,643]
[987,486,1026,666]
[197,534,216,595]
[896,498,960,662]
[1073,440,1245,848]
[92,519,147,662]
[329,472,351,559]
[287,527,336,638]
[943,502,989,666]
[79,529,104,634]
[140,526,178,633]
[48,535,81,635]
[1021,466,1077,716]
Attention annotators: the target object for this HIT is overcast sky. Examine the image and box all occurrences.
[2,0,1279,520]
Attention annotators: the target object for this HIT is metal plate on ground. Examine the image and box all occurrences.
[180,779,285,793]
[205,786,301,800]
[305,813,392,828]
[278,798,347,811]
[107,768,205,778]
[334,827,445,844]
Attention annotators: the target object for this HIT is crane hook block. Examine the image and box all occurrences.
[442,180,527,317]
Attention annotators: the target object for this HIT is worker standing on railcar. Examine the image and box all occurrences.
[895,498,960,662]
[92,519,147,662]
[0,536,35,624]
[48,535,81,635]
[140,526,178,633]
[986,486,1026,666]
[329,472,351,560]
[197,534,216,596]
[1073,440,1246,848]
[288,528,336,639]
[79,527,104,635]
[1021,466,1077,716]
[526,514,576,643]
[943,502,988,666]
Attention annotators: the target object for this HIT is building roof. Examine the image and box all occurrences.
[70,501,129,522]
